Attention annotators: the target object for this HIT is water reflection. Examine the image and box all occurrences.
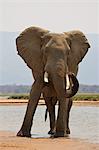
[0,105,99,143]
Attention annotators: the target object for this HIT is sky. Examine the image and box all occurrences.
[0,0,99,33]
[0,0,99,85]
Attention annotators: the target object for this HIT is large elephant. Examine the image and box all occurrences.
[16,27,90,137]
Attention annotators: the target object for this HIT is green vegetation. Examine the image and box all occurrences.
[73,94,99,101]
[7,93,99,101]
[8,94,29,99]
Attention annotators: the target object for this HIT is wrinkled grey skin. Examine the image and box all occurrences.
[16,27,90,137]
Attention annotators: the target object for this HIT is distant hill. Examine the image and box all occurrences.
[0,84,99,94]
[79,84,99,93]
[0,85,31,94]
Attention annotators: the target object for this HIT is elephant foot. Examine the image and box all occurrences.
[52,131,68,138]
[66,128,70,134]
[48,130,55,135]
[17,130,31,137]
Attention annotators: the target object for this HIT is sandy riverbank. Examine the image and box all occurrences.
[0,131,99,150]
[0,99,99,106]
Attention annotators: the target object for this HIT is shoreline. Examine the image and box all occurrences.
[0,131,99,150]
[0,99,99,106]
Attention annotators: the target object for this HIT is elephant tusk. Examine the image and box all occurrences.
[65,73,79,98]
[66,74,70,90]
[44,72,49,83]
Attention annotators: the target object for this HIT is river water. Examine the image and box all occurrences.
[0,105,99,143]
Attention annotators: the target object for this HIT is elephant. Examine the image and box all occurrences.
[16,26,90,137]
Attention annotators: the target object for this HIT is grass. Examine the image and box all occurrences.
[73,93,99,101]
[4,93,99,101]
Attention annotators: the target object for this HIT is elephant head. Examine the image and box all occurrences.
[16,27,90,99]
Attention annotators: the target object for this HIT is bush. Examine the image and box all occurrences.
[8,94,29,99]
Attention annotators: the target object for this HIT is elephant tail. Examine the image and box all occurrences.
[45,108,48,121]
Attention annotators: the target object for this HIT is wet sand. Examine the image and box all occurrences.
[0,100,99,149]
[0,131,99,150]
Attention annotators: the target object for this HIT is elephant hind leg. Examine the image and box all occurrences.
[48,104,56,135]
[44,97,56,134]
[66,98,73,134]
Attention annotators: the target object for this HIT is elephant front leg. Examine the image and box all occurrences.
[17,79,43,137]
[54,99,69,137]
[51,76,69,137]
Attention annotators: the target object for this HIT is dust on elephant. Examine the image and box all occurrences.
[16,27,90,137]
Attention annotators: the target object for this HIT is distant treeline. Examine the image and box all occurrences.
[0,84,99,94]
[79,84,99,93]
[0,85,31,94]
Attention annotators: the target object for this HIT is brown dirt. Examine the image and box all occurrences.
[0,131,98,150]
[0,99,99,106]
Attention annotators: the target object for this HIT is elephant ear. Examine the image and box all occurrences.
[64,30,90,68]
[16,27,49,70]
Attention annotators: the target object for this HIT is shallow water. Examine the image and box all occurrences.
[0,105,99,143]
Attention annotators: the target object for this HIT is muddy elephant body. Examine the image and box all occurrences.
[16,27,90,137]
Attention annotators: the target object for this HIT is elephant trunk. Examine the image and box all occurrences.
[44,72,79,98]
[65,73,79,98]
